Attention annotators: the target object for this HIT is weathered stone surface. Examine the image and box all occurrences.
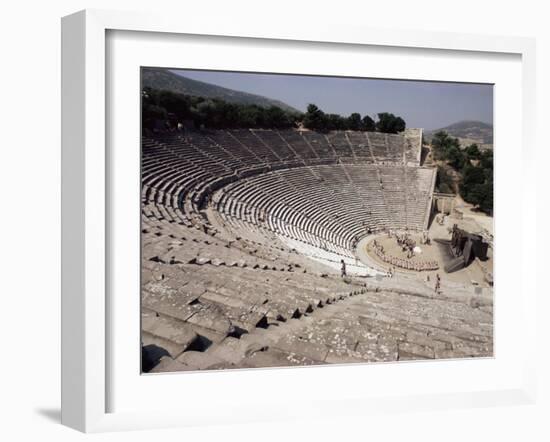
[176,351,226,370]
[140,179,493,373]
[274,334,329,362]
[141,333,184,360]
[149,356,191,373]
[398,342,435,360]
[185,305,233,335]
[355,336,398,362]
[141,309,198,355]
[239,347,324,369]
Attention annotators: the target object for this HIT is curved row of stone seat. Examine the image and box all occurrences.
[217,174,354,256]
[215,164,435,258]
[402,128,423,165]
[142,128,420,215]
[142,207,347,276]
[147,271,493,371]
[141,212,365,371]
[141,163,422,252]
[142,135,228,224]
[221,164,367,256]
[142,130,430,254]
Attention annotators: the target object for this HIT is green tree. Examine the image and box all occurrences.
[142,89,414,135]
[480,149,493,169]
[157,90,191,119]
[142,103,168,129]
[141,88,301,131]
[238,105,260,127]
[431,131,449,151]
[264,106,292,128]
[431,130,462,165]
[376,112,406,133]
[327,114,346,131]
[431,131,493,214]
[303,104,327,131]
[479,181,493,213]
[435,165,455,194]
[465,143,481,160]
[446,145,466,170]
[462,164,486,186]
[460,164,492,212]
[361,115,376,131]
[346,113,362,131]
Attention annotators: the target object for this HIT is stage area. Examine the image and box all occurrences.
[356,213,493,288]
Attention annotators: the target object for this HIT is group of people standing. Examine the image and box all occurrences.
[372,239,439,272]
[392,231,417,258]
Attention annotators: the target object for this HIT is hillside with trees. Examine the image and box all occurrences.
[142,88,300,130]
[425,120,493,149]
[142,68,299,113]
[302,104,405,133]
[142,87,408,135]
[431,131,493,214]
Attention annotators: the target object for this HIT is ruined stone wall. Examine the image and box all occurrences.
[433,193,455,215]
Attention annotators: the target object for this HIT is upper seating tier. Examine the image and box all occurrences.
[142,128,433,257]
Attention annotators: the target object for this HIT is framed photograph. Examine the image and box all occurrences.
[61,9,537,432]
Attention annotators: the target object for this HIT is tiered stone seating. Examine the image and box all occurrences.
[277,129,319,160]
[142,129,435,260]
[148,263,493,371]
[302,131,337,159]
[141,211,364,366]
[325,131,354,159]
[250,129,297,161]
[200,130,267,167]
[365,132,404,163]
[345,131,374,161]
[402,128,423,165]
[387,134,406,162]
[404,166,435,227]
[140,129,493,373]
[378,166,407,229]
[226,129,281,164]
[142,134,234,224]
[216,164,436,258]
[341,164,391,230]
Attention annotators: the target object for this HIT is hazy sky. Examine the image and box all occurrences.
[174,69,493,130]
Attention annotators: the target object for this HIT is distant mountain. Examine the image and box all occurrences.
[425,120,493,149]
[141,68,299,113]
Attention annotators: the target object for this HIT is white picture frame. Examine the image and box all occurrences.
[61,9,538,433]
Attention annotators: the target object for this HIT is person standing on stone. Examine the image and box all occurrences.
[340,259,347,278]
